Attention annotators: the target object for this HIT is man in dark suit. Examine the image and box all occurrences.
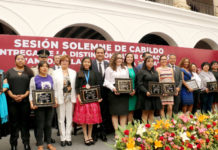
[136,52,151,70]
[168,54,182,114]
[52,55,61,70]
[92,47,110,142]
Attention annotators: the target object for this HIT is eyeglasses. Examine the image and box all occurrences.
[16,58,25,61]
[117,57,123,60]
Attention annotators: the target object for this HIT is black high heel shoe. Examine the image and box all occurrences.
[88,138,95,145]
[84,139,91,146]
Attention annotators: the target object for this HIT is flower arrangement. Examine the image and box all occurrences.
[115,112,218,150]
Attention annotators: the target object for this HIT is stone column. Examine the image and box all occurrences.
[214,0,218,16]
[173,0,190,10]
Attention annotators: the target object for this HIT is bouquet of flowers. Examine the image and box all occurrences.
[115,112,218,150]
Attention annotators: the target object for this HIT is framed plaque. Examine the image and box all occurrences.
[115,78,133,94]
[148,82,163,96]
[80,85,101,104]
[186,79,199,91]
[0,74,3,92]
[207,81,218,92]
[162,82,176,96]
[32,89,55,107]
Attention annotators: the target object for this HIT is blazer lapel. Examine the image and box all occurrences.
[104,61,108,70]
[93,60,99,72]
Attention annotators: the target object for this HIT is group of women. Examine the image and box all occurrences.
[0,52,217,150]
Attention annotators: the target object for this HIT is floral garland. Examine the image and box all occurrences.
[115,112,218,150]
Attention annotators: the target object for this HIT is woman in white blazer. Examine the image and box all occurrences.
[53,55,76,147]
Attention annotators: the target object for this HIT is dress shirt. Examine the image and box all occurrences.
[191,72,202,89]
[103,66,129,91]
[55,65,60,70]
[96,60,105,76]
[168,64,176,71]
[199,71,216,91]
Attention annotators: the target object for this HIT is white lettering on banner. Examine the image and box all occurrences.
[62,42,112,51]
[129,46,164,54]
[71,58,81,64]
[14,39,59,49]
[70,51,96,58]
[114,45,127,52]
[0,49,48,56]
[25,58,39,64]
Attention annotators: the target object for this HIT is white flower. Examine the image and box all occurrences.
[179,132,190,142]
[136,124,146,137]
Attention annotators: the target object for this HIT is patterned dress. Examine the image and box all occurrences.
[73,70,102,124]
[158,67,174,105]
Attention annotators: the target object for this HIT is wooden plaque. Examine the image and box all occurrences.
[186,79,199,91]
[148,82,163,96]
[207,81,218,92]
[32,89,55,107]
[80,85,101,104]
[115,78,133,94]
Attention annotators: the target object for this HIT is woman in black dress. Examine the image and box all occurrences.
[6,54,34,150]
[210,61,218,113]
[137,56,162,123]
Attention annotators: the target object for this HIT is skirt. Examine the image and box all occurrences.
[108,91,129,115]
[0,119,10,139]
[180,87,194,105]
[138,93,162,111]
[73,99,102,124]
[129,95,137,111]
[213,92,218,103]
[160,96,174,105]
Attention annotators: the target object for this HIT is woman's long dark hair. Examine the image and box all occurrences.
[142,56,155,72]
[109,52,125,71]
[77,57,92,78]
[124,52,135,67]
[15,54,34,78]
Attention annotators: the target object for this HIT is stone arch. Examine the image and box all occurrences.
[39,12,124,41]
[0,5,35,35]
[128,22,181,46]
[188,31,218,50]
[54,23,113,41]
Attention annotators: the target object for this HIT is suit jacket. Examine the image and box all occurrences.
[136,63,144,70]
[92,60,109,86]
[52,68,77,104]
[168,64,182,89]
[52,65,61,70]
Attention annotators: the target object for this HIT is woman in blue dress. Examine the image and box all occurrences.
[179,58,194,113]
[0,69,9,139]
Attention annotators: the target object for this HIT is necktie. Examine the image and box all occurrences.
[99,62,103,77]
[172,65,175,71]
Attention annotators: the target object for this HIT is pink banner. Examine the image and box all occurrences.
[0,35,217,71]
